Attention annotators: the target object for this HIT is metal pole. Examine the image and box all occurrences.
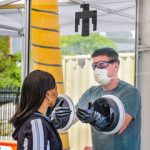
[22,0,31,79]
[135,0,140,87]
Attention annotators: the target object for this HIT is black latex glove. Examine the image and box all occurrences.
[50,99,72,129]
[76,102,111,130]
[76,102,95,123]
[99,100,110,116]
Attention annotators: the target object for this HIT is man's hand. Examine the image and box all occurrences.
[76,102,111,130]
[76,102,95,123]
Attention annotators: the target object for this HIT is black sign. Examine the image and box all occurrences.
[75,4,97,36]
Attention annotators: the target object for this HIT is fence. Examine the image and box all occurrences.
[0,87,20,140]
[62,52,135,150]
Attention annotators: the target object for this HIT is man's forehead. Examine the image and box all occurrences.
[92,55,110,61]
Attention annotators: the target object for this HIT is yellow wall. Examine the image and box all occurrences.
[30,0,69,149]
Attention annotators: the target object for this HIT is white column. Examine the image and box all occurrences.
[136,0,150,149]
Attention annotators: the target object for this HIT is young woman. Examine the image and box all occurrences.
[9,70,62,150]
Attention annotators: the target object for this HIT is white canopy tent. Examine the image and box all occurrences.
[0,0,136,36]
[59,0,136,35]
[0,0,24,36]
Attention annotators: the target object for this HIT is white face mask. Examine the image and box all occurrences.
[94,68,111,85]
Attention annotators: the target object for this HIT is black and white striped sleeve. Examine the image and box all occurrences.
[21,118,50,150]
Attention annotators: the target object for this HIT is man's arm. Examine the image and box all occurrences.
[118,113,132,134]
[118,87,141,134]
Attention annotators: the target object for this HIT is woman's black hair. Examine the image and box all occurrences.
[9,70,56,127]
[91,47,119,63]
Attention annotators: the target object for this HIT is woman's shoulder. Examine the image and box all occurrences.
[18,114,50,132]
[20,114,52,138]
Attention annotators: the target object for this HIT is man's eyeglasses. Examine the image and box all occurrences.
[92,59,117,70]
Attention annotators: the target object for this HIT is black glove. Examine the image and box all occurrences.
[76,102,95,123]
[50,99,72,129]
[76,102,111,130]
[98,99,110,116]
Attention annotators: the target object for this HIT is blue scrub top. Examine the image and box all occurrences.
[76,80,141,150]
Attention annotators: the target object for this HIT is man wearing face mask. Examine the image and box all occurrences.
[76,47,141,150]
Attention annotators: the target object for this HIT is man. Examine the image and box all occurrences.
[76,47,141,150]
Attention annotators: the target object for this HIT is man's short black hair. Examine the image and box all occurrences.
[91,47,119,62]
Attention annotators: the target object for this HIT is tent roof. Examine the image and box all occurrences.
[0,0,136,36]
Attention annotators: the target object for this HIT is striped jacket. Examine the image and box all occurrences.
[12,112,62,150]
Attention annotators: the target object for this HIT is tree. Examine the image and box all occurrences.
[0,36,21,88]
[61,33,117,55]
[0,36,9,72]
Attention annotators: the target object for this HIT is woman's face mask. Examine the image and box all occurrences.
[94,68,112,85]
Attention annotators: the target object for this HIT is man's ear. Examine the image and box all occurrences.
[114,62,119,70]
